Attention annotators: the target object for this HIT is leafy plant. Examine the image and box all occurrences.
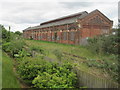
[16,57,77,88]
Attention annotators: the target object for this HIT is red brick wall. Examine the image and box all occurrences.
[23,10,113,45]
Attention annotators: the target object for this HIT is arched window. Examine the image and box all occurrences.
[68,26,76,30]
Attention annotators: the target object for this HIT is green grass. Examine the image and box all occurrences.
[25,39,117,62]
[2,52,20,88]
[25,39,118,81]
[0,50,2,89]
[25,40,93,57]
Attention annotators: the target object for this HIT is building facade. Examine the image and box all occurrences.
[23,9,113,45]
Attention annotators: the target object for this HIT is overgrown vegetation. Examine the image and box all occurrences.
[1,24,119,88]
[25,32,119,83]
[16,57,77,88]
[87,29,119,82]
[87,33,119,55]
[1,25,77,88]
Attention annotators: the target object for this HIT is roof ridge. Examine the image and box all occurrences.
[86,9,112,22]
[40,11,88,25]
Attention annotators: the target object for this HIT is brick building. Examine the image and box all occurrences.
[23,9,113,45]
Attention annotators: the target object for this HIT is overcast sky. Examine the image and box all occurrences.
[118,1,120,19]
[0,0,119,32]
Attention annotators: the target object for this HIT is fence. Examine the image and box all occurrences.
[74,67,120,88]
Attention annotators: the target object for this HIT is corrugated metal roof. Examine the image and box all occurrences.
[23,11,88,31]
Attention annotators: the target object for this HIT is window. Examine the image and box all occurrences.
[52,36,54,40]
[47,36,50,39]
[42,34,44,39]
[42,35,43,39]
[70,32,75,41]
[32,34,34,39]
[102,29,108,34]
[54,32,57,40]
[57,36,60,40]
[39,36,40,39]
[39,36,42,39]
[46,33,48,39]
[63,32,67,40]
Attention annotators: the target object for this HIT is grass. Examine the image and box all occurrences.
[25,40,95,58]
[25,39,118,81]
[25,39,117,62]
[0,50,2,89]
[2,51,20,88]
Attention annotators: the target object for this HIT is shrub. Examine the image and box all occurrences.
[2,42,11,52]
[87,34,119,55]
[32,62,77,88]
[33,71,76,88]
[14,48,31,58]
[7,40,25,57]
[14,31,22,36]
[17,57,43,84]
[2,26,11,42]
[17,57,77,88]
[2,28,25,57]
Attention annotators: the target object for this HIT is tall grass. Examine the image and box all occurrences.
[25,39,113,60]
[24,39,118,82]
[0,50,2,89]
[2,52,20,88]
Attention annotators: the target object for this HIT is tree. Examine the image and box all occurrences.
[1,25,11,42]
[15,31,22,36]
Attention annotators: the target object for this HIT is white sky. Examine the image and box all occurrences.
[118,1,120,26]
[0,0,119,32]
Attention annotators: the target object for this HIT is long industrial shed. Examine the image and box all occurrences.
[23,9,113,45]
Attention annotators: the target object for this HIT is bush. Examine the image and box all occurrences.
[15,31,22,36]
[14,48,31,58]
[2,40,25,57]
[87,34,119,55]
[2,42,11,52]
[17,57,77,88]
[2,25,11,42]
[33,71,76,88]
